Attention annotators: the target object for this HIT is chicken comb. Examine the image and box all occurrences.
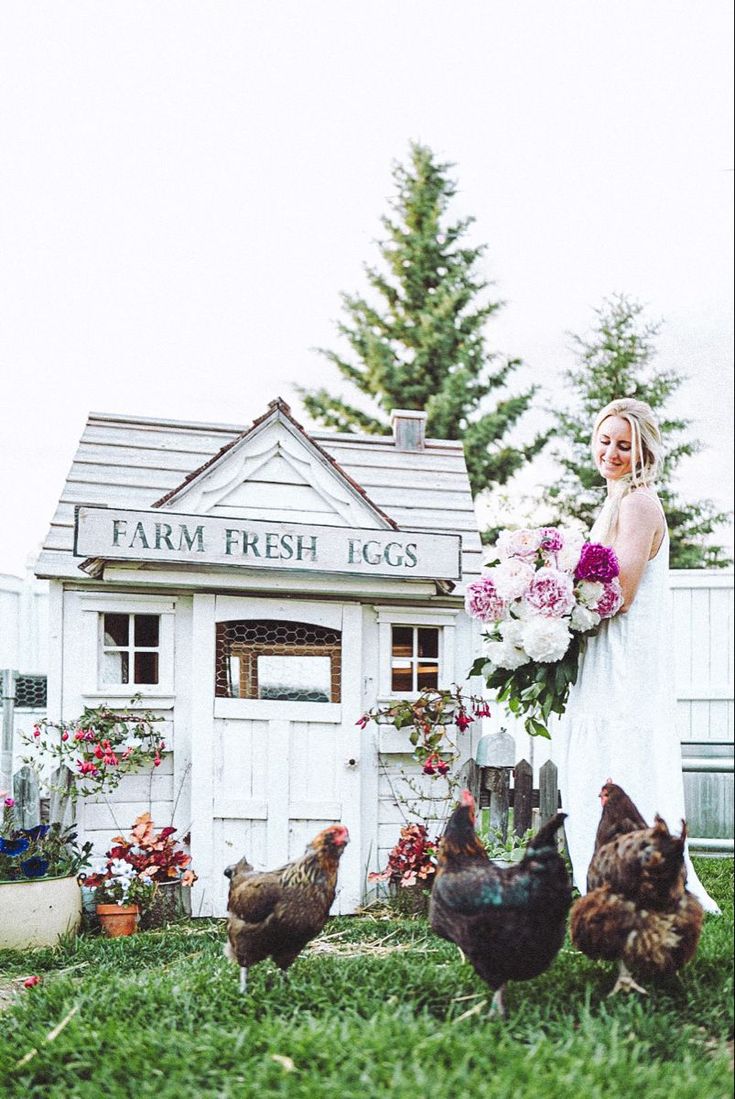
[459,789,476,810]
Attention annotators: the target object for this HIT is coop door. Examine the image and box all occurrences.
[210,597,362,916]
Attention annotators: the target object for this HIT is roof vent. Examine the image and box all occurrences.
[390,409,427,451]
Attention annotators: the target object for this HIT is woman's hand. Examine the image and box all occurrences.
[612,492,664,611]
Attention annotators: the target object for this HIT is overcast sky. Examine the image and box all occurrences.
[0,0,732,578]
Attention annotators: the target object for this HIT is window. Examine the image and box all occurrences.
[100,613,160,686]
[215,620,342,702]
[391,626,440,692]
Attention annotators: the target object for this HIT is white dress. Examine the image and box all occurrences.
[552,522,720,914]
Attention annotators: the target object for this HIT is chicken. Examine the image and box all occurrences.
[570,781,704,995]
[429,790,572,1017]
[224,823,349,993]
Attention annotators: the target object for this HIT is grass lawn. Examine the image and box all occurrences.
[0,858,732,1099]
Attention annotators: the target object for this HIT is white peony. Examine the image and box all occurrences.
[576,580,604,609]
[521,615,572,663]
[484,639,530,671]
[492,557,535,601]
[556,529,586,572]
[571,604,601,632]
[499,619,526,647]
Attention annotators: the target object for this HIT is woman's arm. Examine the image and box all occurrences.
[612,492,664,611]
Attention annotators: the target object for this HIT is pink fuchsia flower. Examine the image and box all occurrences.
[574,542,620,583]
[455,711,472,731]
[33,729,40,739]
[473,704,492,719]
[355,714,369,729]
[61,731,69,741]
[464,575,508,623]
[492,557,535,601]
[496,528,543,559]
[77,760,99,776]
[524,567,575,618]
[596,577,624,618]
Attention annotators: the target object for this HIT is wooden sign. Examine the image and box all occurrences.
[74,506,462,580]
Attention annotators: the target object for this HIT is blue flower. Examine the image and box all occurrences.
[0,836,31,856]
[23,825,50,841]
[20,857,50,878]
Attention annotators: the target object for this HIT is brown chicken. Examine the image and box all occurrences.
[570,781,704,995]
[224,823,349,993]
[429,790,572,1017]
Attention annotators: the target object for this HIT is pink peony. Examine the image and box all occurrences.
[539,527,564,554]
[575,542,620,583]
[496,528,543,559]
[465,575,508,623]
[596,577,624,619]
[492,558,535,601]
[524,567,575,618]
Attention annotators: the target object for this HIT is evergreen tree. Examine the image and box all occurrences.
[548,294,731,568]
[299,143,546,494]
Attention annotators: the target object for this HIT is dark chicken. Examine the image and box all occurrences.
[570,781,703,995]
[224,823,349,993]
[429,790,571,1016]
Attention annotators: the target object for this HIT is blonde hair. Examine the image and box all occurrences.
[589,398,664,544]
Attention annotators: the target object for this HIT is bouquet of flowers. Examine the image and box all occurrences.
[466,526,623,738]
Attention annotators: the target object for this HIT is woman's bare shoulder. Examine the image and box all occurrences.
[619,489,664,529]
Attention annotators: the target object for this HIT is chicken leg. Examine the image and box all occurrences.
[608,960,647,997]
[489,985,506,1018]
[239,966,248,995]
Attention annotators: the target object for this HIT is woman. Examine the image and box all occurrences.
[553,397,719,913]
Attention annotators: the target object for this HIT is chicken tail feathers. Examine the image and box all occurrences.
[527,812,567,854]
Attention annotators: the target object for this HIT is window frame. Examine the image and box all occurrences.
[375,607,459,702]
[80,595,176,699]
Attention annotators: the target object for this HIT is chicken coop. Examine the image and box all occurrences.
[34,399,484,916]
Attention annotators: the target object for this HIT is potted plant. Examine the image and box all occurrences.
[0,792,92,949]
[85,859,156,937]
[83,812,196,933]
[368,822,438,916]
[480,824,534,868]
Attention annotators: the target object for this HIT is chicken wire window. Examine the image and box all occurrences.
[391,626,440,692]
[99,613,160,686]
[215,620,341,703]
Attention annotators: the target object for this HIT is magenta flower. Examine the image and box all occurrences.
[596,577,624,618]
[465,575,508,623]
[539,527,564,554]
[574,542,620,583]
[524,567,575,618]
[4,796,15,809]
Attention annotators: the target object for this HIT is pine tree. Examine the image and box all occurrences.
[299,143,546,494]
[548,294,731,567]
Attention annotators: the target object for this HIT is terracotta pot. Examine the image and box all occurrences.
[96,903,139,937]
[0,875,83,949]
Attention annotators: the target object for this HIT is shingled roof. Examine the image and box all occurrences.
[35,401,483,590]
